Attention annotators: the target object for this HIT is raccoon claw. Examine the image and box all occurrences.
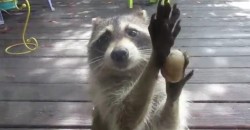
[183,51,189,72]
[148,1,181,67]
[156,0,171,20]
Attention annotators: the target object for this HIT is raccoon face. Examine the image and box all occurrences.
[88,10,152,72]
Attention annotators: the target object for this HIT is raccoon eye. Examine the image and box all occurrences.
[99,31,112,43]
[93,31,112,52]
[127,29,138,37]
[100,35,111,43]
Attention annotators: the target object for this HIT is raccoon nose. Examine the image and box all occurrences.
[111,48,129,62]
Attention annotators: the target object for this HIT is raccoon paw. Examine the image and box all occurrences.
[163,50,194,102]
[148,0,181,67]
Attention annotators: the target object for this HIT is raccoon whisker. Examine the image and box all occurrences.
[138,47,152,50]
[92,48,106,54]
[88,58,102,65]
[135,61,147,71]
[88,59,103,66]
[88,57,104,65]
[89,56,104,62]
[141,52,152,54]
[140,50,152,52]
[139,49,152,52]
[139,50,152,53]
[141,53,152,57]
[139,49,152,51]
[141,52,152,55]
[92,62,104,72]
[140,58,148,62]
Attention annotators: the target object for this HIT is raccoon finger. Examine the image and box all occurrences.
[157,0,171,21]
[169,3,180,30]
[183,52,190,70]
[168,70,194,89]
[166,70,193,102]
[148,13,157,38]
[181,70,194,85]
[170,3,180,21]
[172,20,181,39]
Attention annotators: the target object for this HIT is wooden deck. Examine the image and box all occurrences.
[0,0,250,129]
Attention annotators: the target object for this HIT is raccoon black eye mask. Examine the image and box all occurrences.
[91,30,112,53]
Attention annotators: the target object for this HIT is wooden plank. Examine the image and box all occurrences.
[178,3,250,10]
[5,17,250,27]
[27,0,250,12]
[182,47,250,57]
[0,83,250,102]
[3,18,250,36]
[1,38,249,49]
[177,0,250,5]
[4,19,92,28]
[0,68,88,84]
[0,102,93,127]
[0,102,249,128]
[0,129,89,130]
[0,39,88,48]
[6,0,250,21]
[0,68,249,83]
[2,26,250,39]
[30,3,245,11]
[175,38,250,47]
[38,0,228,12]
[1,46,250,57]
[189,103,250,128]
[0,57,88,69]
[181,17,250,27]
[0,83,90,102]
[189,57,250,68]
[0,129,246,130]
[49,0,250,4]
[47,8,250,19]
[0,128,247,130]
[0,56,250,69]
[0,42,88,57]
[5,7,250,22]
[28,0,250,6]
[178,27,250,39]
[1,38,250,52]
[179,10,250,18]
[191,129,244,130]
[185,84,250,101]
[189,69,250,83]
[3,39,250,57]
[27,0,115,5]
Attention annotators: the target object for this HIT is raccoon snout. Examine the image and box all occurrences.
[111,48,129,63]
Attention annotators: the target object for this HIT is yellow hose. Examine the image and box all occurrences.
[5,0,39,55]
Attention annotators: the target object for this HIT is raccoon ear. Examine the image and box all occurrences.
[134,9,148,21]
[92,17,102,25]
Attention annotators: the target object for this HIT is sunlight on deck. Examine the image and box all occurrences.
[55,58,83,67]
[205,48,215,54]
[206,84,226,95]
[29,69,47,75]
[228,1,250,10]
[214,58,228,66]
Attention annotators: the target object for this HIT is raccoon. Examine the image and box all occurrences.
[87,1,193,130]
